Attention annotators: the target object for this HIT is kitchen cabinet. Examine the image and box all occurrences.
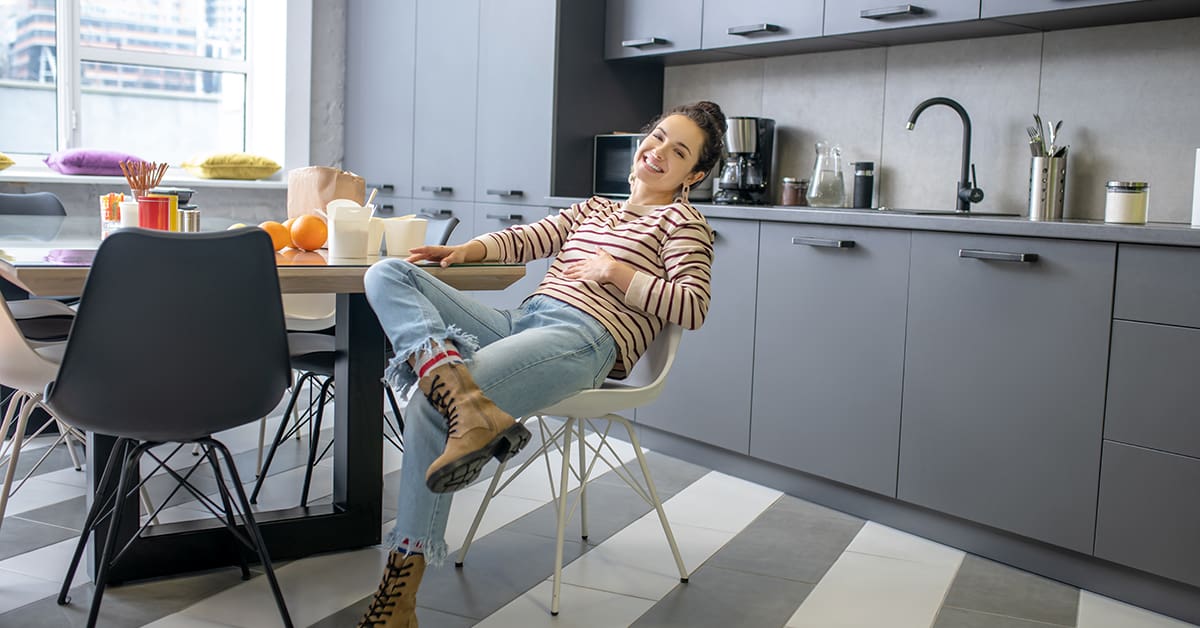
[1095,441,1200,588]
[898,232,1114,553]
[749,223,909,496]
[344,0,416,199]
[474,0,555,206]
[605,0,703,60]
[414,200,473,247]
[701,0,823,51]
[635,218,758,454]
[411,0,478,202]
[982,0,1200,30]
[467,203,552,310]
[824,0,982,35]
[1113,244,1200,329]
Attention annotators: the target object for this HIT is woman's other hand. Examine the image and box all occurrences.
[562,249,635,292]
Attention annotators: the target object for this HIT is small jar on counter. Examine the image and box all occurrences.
[781,177,809,206]
[179,206,200,232]
[1104,181,1149,224]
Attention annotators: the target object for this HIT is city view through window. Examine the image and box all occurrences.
[0,0,250,164]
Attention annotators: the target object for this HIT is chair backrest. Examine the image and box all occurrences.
[0,297,61,393]
[281,293,337,331]
[0,192,66,216]
[45,228,292,442]
[425,216,460,246]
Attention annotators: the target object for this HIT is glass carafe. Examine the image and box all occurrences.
[806,141,845,207]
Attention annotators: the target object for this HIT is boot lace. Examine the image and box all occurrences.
[425,374,462,435]
[359,559,414,626]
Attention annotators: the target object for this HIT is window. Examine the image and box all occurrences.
[0,0,303,169]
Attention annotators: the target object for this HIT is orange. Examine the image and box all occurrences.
[260,220,292,251]
[290,214,328,251]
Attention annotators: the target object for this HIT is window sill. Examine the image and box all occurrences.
[0,166,287,191]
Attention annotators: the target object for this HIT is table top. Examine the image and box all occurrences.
[0,215,524,295]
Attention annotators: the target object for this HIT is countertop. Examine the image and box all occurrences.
[545,196,1200,248]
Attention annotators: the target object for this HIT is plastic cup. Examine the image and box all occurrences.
[119,201,140,228]
[137,196,170,230]
[383,218,428,257]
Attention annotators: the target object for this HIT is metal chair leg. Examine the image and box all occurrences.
[59,438,130,606]
[578,419,588,541]
[87,441,152,627]
[300,376,335,507]
[616,416,688,582]
[203,443,251,580]
[250,371,317,503]
[551,418,574,616]
[0,393,35,528]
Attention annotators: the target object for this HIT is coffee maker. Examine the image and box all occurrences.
[714,117,776,205]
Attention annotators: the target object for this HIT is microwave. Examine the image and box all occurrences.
[593,133,645,198]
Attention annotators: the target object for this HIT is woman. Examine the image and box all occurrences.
[357,101,727,628]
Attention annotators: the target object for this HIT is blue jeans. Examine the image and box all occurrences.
[363,259,617,565]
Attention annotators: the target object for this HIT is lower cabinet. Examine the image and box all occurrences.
[898,232,1115,553]
[635,218,758,454]
[1095,440,1200,588]
[749,223,909,496]
[467,204,551,310]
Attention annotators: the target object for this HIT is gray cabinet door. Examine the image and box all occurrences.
[1095,441,1200,588]
[701,0,823,50]
[605,0,703,59]
[475,0,555,206]
[899,232,1114,553]
[824,0,981,36]
[467,203,551,310]
[982,0,1139,16]
[1114,244,1200,329]
[635,218,758,454]
[412,0,478,202]
[749,224,909,496]
[344,0,416,199]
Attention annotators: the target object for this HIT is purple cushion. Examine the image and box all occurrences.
[43,148,147,176]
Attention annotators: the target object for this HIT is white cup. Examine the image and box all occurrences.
[367,217,385,256]
[327,220,368,258]
[383,218,428,257]
[118,201,140,228]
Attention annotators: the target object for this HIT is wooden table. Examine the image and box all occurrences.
[1,218,523,582]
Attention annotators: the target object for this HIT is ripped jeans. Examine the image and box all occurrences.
[362,259,617,565]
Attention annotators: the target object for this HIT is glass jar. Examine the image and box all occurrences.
[781,177,802,206]
[806,141,845,207]
[1104,181,1149,224]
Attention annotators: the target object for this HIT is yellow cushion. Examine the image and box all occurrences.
[181,152,281,180]
[0,151,13,171]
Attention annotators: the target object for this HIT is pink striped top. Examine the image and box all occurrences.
[473,196,714,378]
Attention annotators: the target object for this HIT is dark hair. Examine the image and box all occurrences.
[644,101,727,181]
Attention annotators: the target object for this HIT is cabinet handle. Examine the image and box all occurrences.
[485,213,523,221]
[792,236,856,248]
[958,248,1039,263]
[380,204,395,213]
[485,188,524,197]
[420,185,453,193]
[727,23,781,36]
[621,37,667,48]
[418,208,453,217]
[860,4,925,19]
[369,183,395,193]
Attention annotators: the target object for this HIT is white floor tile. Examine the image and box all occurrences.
[785,550,962,628]
[661,471,781,532]
[472,580,656,628]
[0,568,61,615]
[29,464,89,488]
[843,521,965,567]
[0,476,86,516]
[1077,590,1200,628]
[0,538,88,588]
[444,486,546,554]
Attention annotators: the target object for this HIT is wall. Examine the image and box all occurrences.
[664,17,1200,223]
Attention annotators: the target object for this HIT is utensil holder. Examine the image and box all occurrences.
[1028,153,1067,221]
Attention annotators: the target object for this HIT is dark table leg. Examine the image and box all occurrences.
[88,293,384,582]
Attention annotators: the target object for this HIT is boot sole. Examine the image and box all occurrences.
[426,423,532,494]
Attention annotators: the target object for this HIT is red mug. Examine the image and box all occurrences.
[137,196,170,230]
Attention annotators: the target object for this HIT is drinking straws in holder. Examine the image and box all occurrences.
[120,160,169,199]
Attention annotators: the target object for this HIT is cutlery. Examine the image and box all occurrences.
[1026,126,1045,156]
[1047,120,1063,156]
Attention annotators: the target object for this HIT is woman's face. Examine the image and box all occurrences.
[632,114,706,198]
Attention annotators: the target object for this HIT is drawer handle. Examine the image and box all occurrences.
[369,183,395,193]
[485,213,523,221]
[861,4,925,19]
[380,204,395,212]
[792,236,856,248]
[621,37,667,48]
[727,23,781,36]
[958,248,1038,263]
[418,208,453,217]
[420,185,453,194]
[486,188,524,197]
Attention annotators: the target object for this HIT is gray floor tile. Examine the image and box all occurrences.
[934,606,1073,628]
[708,496,865,584]
[506,477,666,545]
[12,494,87,532]
[419,527,586,620]
[630,564,814,628]
[942,555,1079,627]
[589,449,712,497]
[0,516,79,561]
[8,441,80,479]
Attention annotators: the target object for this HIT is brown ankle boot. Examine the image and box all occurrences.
[357,551,426,628]
[419,362,532,493]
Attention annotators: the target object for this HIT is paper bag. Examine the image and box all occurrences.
[286,166,366,219]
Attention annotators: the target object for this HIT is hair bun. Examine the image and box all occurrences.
[695,101,727,133]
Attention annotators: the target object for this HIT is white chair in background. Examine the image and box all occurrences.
[455,323,689,616]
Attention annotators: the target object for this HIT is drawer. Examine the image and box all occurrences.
[1115,244,1200,328]
[1106,320,1200,459]
[1095,441,1200,588]
[824,0,981,36]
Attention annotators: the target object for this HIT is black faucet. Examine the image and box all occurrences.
[906,97,984,213]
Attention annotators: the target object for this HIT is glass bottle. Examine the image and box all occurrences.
[806,141,845,208]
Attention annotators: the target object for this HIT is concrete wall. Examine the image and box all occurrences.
[664,17,1200,223]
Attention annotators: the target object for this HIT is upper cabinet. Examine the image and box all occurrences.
[982,0,1200,30]
[605,0,704,59]
[475,0,555,206]
[824,0,982,36]
[701,0,823,51]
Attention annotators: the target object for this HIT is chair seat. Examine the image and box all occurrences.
[8,299,77,319]
[287,332,336,375]
[538,381,648,417]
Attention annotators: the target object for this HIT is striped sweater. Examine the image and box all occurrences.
[473,195,714,378]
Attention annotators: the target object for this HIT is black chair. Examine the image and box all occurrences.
[44,228,294,628]
[0,192,77,342]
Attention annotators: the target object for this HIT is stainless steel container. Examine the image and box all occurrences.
[179,207,200,232]
[1028,152,1067,221]
[724,117,761,154]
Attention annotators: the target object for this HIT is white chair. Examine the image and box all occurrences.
[455,323,689,615]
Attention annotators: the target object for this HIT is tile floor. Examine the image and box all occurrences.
[1,398,1196,628]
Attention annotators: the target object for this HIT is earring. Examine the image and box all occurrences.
[677,182,691,203]
[628,171,636,186]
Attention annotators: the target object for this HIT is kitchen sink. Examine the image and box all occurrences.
[877,208,1022,217]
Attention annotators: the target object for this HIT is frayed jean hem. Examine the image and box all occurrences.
[383,324,481,396]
